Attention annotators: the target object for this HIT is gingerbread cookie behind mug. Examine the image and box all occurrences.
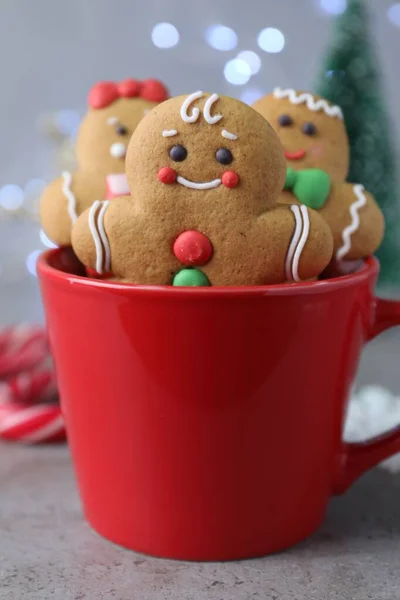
[40,78,169,246]
[72,91,333,285]
[253,88,384,264]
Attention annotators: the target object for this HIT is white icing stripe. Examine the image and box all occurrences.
[180,91,203,123]
[336,184,367,261]
[107,116,118,125]
[88,200,111,274]
[88,201,103,274]
[203,93,223,125]
[162,129,178,137]
[285,205,303,281]
[176,175,221,190]
[62,171,77,223]
[222,129,237,140]
[292,205,310,282]
[97,201,111,272]
[273,88,343,119]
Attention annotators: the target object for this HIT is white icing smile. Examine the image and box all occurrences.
[110,142,127,158]
[176,175,221,190]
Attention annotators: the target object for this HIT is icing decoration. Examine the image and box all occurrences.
[88,79,169,109]
[158,167,177,184]
[222,130,237,140]
[336,184,367,261]
[88,200,111,274]
[176,175,221,190]
[203,93,223,125]
[62,171,77,223]
[284,168,331,210]
[173,268,210,287]
[273,88,343,120]
[221,171,239,188]
[173,230,213,266]
[284,149,306,160]
[162,129,178,137]
[285,204,310,282]
[107,116,119,125]
[106,173,130,199]
[110,142,126,158]
[180,91,203,123]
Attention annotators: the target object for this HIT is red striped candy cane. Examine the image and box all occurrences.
[0,325,66,444]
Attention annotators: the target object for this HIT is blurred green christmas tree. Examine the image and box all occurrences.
[316,0,400,286]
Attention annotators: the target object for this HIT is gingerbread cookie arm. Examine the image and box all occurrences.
[256,204,333,282]
[40,171,107,246]
[320,182,384,260]
[283,204,333,281]
[72,198,115,274]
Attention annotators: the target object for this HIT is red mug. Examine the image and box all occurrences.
[38,249,400,561]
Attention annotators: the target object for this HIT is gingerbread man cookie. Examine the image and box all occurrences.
[40,78,169,246]
[71,92,333,286]
[253,88,384,263]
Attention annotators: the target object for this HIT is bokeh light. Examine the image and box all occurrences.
[24,178,46,199]
[224,59,251,85]
[257,28,285,53]
[26,250,42,277]
[54,110,81,137]
[319,0,347,15]
[240,88,266,105]
[151,23,180,49]
[0,184,24,211]
[205,25,238,51]
[236,51,261,75]
[388,3,400,26]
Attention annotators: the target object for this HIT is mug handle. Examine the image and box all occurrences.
[333,297,400,494]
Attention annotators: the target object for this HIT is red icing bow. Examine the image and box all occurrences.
[88,78,169,109]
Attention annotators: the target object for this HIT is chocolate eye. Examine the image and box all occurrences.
[278,114,293,127]
[169,144,187,162]
[215,148,233,165]
[302,122,317,136]
[116,125,128,135]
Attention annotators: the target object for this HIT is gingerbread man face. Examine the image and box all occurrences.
[253,88,349,181]
[125,91,286,213]
[76,79,169,174]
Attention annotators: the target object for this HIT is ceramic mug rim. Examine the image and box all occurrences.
[37,249,378,299]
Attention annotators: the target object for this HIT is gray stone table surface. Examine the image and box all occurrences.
[0,444,399,600]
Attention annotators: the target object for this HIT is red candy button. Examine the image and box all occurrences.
[158,167,177,184]
[173,230,213,266]
[222,170,240,188]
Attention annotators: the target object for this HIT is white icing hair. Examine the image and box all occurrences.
[180,91,223,124]
[273,88,343,120]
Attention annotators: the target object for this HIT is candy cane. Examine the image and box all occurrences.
[0,325,66,444]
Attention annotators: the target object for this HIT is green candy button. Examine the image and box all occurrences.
[173,268,210,287]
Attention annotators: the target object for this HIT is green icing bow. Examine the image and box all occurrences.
[284,168,331,210]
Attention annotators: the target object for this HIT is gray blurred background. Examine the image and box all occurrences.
[0,0,399,393]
